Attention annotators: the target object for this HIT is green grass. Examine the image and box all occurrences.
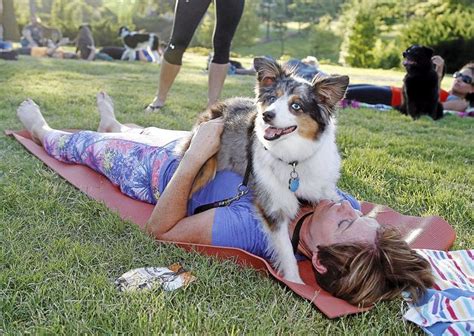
[1,55,473,334]
[234,33,317,61]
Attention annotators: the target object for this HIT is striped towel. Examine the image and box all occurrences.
[404,249,474,336]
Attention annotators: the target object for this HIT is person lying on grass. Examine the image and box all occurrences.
[345,57,474,113]
[16,92,433,307]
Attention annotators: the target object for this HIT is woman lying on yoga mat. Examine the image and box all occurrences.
[16,93,433,307]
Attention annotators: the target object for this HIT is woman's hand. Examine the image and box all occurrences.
[432,55,445,82]
[186,117,224,164]
[147,118,223,241]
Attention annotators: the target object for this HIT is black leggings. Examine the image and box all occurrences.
[345,84,393,106]
[164,0,245,65]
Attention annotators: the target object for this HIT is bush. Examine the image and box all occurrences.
[343,9,378,68]
[401,6,474,51]
[432,37,474,73]
[132,14,174,43]
[372,39,401,69]
[91,17,122,47]
[308,26,342,63]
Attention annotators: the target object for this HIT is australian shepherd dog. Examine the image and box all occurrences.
[178,57,349,283]
[118,26,160,63]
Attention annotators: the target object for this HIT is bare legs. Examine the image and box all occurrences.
[96,92,124,133]
[16,99,55,145]
[146,59,230,112]
[145,59,181,112]
[207,62,229,108]
[17,93,191,148]
[97,92,190,146]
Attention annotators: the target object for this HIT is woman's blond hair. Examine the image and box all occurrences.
[315,227,434,307]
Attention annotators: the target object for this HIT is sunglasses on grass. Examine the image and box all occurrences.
[453,72,473,85]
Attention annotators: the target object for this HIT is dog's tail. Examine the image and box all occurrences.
[175,102,226,196]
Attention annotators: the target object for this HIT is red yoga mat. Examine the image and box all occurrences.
[6,129,456,318]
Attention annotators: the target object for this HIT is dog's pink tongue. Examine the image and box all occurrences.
[265,127,281,139]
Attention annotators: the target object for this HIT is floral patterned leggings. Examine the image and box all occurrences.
[43,130,178,204]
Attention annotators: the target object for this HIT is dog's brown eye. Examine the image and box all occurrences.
[291,102,301,111]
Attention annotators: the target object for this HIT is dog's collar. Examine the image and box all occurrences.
[263,146,300,192]
[291,211,314,254]
[263,146,298,166]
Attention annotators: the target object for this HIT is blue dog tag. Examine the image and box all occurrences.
[289,177,300,192]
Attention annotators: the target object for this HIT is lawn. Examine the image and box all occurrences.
[1,55,473,334]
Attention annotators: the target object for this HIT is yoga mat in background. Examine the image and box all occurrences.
[6,129,456,318]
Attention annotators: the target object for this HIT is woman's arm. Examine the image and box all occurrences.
[145,118,224,244]
[442,99,469,112]
[432,55,445,87]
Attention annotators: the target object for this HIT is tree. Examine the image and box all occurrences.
[273,14,287,56]
[344,9,378,68]
[29,0,36,18]
[232,0,260,48]
[259,0,276,42]
[2,0,20,40]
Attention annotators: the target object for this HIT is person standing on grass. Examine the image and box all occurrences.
[16,92,434,307]
[145,0,245,112]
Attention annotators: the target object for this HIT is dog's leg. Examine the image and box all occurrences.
[120,50,129,61]
[431,103,444,120]
[128,50,135,61]
[268,222,303,284]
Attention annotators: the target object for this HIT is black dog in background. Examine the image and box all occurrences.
[398,45,444,120]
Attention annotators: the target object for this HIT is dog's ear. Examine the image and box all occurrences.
[422,46,434,59]
[254,57,282,87]
[311,74,349,108]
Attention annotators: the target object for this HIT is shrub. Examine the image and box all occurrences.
[372,39,402,69]
[401,5,474,50]
[432,37,474,73]
[308,25,342,63]
[343,9,378,68]
[132,14,174,42]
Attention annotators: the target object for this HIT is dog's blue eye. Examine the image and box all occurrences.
[291,102,301,110]
[268,96,277,103]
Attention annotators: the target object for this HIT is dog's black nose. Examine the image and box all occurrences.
[263,110,275,123]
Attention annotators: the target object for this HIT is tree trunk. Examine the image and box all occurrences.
[29,0,37,17]
[2,0,20,41]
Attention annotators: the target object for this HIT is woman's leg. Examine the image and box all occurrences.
[147,0,212,111]
[97,92,190,146]
[207,0,245,107]
[17,99,61,145]
[345,84,393,105]
[17,99,171,203]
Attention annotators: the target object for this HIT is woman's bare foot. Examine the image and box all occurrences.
[144,96,165,113]
[16,99,51,145]
[97,91,122,132]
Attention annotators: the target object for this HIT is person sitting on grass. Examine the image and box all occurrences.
[16,93,434,307]
[344,56,474,113]
[16,37,76,59]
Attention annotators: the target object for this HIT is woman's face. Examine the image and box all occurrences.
[451,68,474,98]
[308,200,380,248]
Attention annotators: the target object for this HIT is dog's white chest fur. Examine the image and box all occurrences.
[252,121,340,218]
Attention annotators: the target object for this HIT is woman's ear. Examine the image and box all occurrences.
[312,252,327,274]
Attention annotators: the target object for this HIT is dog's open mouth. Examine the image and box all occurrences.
[264,126,297,141]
